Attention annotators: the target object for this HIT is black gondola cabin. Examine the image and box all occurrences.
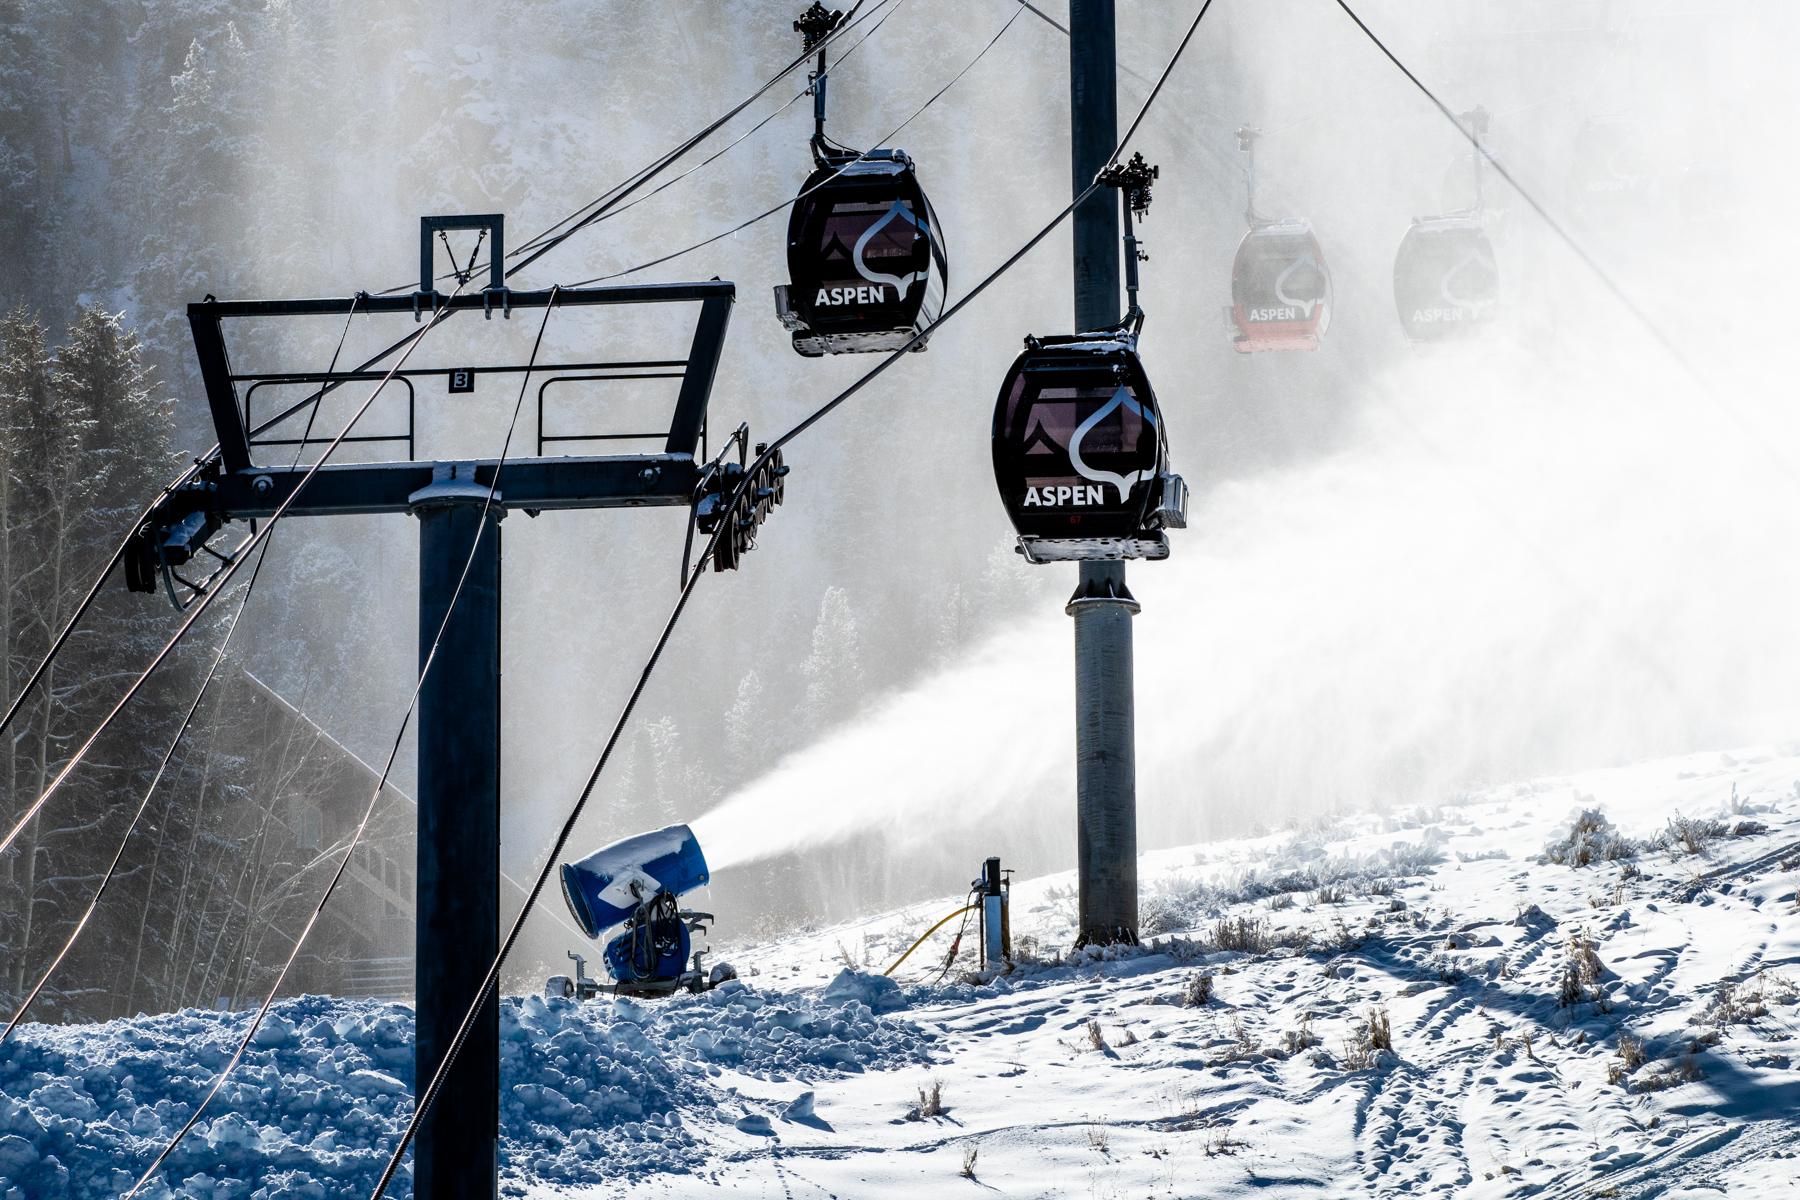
[1392,216,1498,342]
[774,150,947,357]
[991,335,1184,563]
[1229,220,1332,353]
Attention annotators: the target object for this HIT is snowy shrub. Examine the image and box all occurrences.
[1204,1130,1250,1157]
[1660,812,1728,856]
[906,1078,946,1120]
[0,987,938,1197]
[1364,1006,1393,1051]
[1210,915,1275,954]
[1281,1015,1319,1055]
[1384,843,1447,876]
[1342,1007,1393,1070]
[1701,978,1768,1027]
[961,1145,979,1179]
[1543,808,1640,867]
[1179,973,1214,1008]
[1558,930,1609,1008]
[1606,1033,1647,1087]
[1140,877,1206,937]
[1634,1052,1703,1092]
[1085,1019,1108,1052]
[1221,1014,1258,1062]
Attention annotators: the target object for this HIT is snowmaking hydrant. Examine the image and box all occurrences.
[977,856,1012,970]
[547,824,736,1000]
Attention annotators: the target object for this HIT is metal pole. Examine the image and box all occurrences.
[1068,0,1139,947]
[413,481,503,1200]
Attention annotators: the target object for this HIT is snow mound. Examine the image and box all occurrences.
[820,969,907,1014]
[0,980,935,1198]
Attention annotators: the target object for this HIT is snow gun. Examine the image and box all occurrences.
[546,823,736,1000]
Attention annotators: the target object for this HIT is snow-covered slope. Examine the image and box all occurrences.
[6,746,1800,1198]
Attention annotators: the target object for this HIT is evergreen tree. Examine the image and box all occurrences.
[0,305,192,1018]
[723,668,765,769]
[799,586,864,735]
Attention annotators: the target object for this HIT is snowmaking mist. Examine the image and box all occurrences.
[697,293,1800,879]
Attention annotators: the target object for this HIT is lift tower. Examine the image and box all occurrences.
[130,215,772,1200]
[1067,0,1139,947]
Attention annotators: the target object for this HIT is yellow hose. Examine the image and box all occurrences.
[882,903,977,977]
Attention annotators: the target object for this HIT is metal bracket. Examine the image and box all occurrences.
[794,2,843,50]
[1064,570,1142,614]
[419,213,507,303]
[407,462,501,513]
[1098,151,1158,218]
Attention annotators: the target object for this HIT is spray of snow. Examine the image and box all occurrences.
[697,307,1800,872]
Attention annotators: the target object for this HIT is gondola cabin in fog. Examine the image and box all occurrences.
[1227,128,1332,353]
[1569,118,1651,228]
[773,4,948,357]
[991,334,1183,563]
[1393,216,1499,341]
[1393,106,1499,343]
[1230,220,1331,353]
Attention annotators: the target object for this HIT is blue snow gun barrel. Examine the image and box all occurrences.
[559,823,711,939]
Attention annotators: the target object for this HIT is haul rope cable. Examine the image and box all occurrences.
[120,288,563,1200]
[500,0,887,279]
[1332,0,1693,376]
[371,5,1214,1195]
[1,0,878,868]
[0,0,880,984]
[377,0,891,297]
[0,0,878,742]
[542,0,915,240]
[0,300,363,1043]
[0,291,461,864]
[566,0,1030,288]
[1333,0,1800,484]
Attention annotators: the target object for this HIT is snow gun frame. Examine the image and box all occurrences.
[552,824,737,1000]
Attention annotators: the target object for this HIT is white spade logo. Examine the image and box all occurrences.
[1068,386,1157,504]
[853,201,928,297]
[1273,253,1325,319]
[1440,245,1497,315]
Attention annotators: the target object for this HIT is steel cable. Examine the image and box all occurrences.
[500,0,884,279]
[566,0,1029,288]
[555,0,913,238]
[369,4,1216,1195]
[1331,0,1800,486]
[121,288,562,1200]
[373,0,890,297]
[1331,0,1693,375]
